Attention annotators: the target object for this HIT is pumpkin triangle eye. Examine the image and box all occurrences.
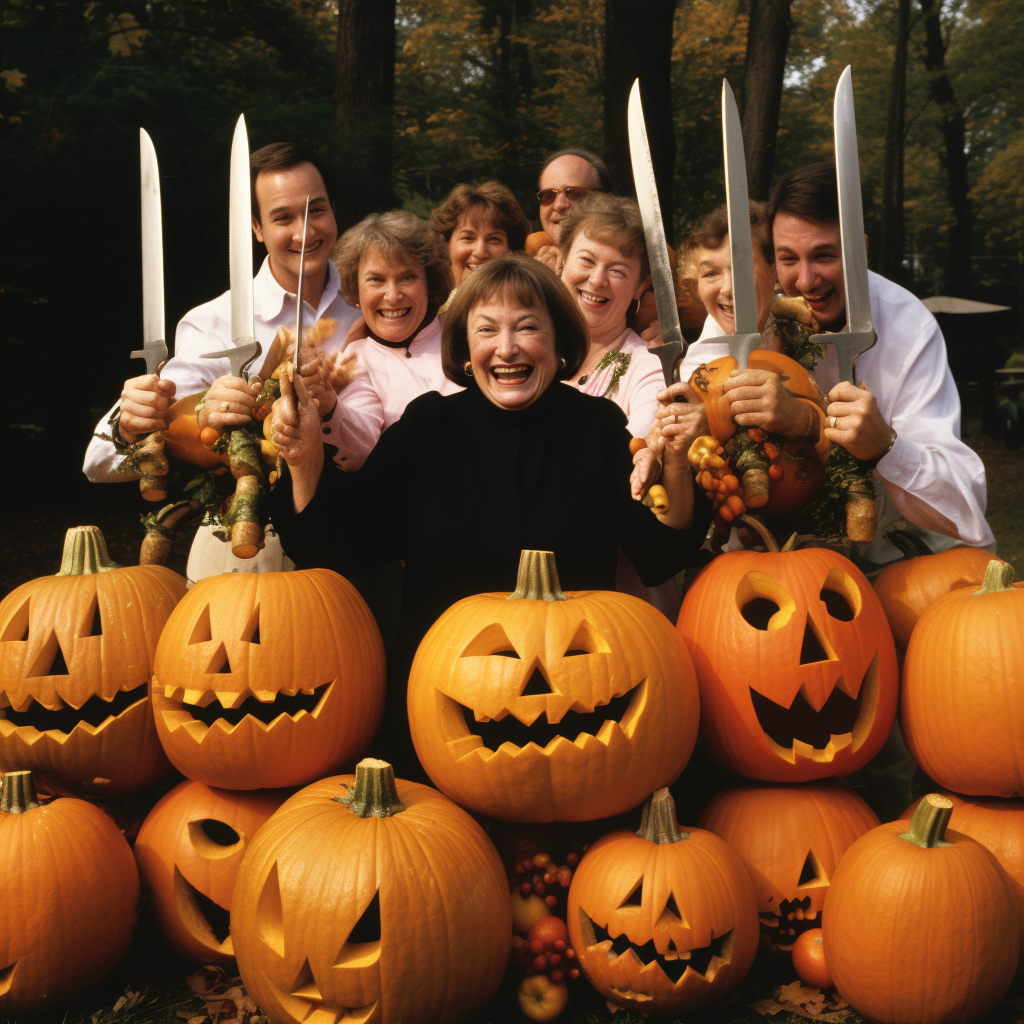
[206,643,232,674]
[343,891,381,949]
[460,623,519,658]
[798,850,828,887]
[189,606,212,644]
[664,893,682,920]
[79,597,103,637]
[563,619,609,656]
[257,862,285,956]
[0,601,30,643]
[28,632,69,677]
[618,879,643,908]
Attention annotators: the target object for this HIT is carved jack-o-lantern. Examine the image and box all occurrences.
[231,759,512,1024]
[698,780,879,954]
[151,569,385,790]
[0,526,184,796]
[134,780,288,966]
[677,527,898,782]
[408,551,700,822]
[567,788,758,1015]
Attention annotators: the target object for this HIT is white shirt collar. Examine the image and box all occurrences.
[253,256,342,322]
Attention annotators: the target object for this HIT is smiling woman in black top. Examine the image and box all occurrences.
[270,254,710,767]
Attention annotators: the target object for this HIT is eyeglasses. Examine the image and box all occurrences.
[536,186,602,206]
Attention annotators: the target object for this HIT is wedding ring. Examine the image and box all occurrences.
[220,402,230,412]
[827,415,837,429]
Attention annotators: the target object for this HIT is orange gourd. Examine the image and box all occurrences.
[791,928,832,990]
[134,780,288,966]
[230,759,512,1024]
[0,525,183,796]
[408,550,699,821]
[823,793,1018,1024]
[677,521,898,782]
[151,569,385,789]
[901,561,1024,797]
[697,779,878,954]
[0,770,140,1013]
[567,787,758,1015]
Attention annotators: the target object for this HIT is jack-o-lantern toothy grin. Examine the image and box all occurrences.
[2,683,149,734]
[158,680,333,731]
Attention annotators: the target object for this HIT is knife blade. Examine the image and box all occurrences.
[809,66,877,384]
[293,193,310,395]
[628,79,684,385]
[721,79,762,370]
[131,128,167,375]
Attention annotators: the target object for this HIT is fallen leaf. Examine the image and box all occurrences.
[0,68,26,91]
[772,980,850,1021]
[750,997,786,1016]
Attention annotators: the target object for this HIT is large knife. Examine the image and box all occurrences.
[292,194,310,401]
[721,79,763,370]
[131,128,169,501]
[202,114,262,380]
[809,66,877,384]
[628,79,684,386]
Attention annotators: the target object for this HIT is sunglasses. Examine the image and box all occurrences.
[536,186,602,206]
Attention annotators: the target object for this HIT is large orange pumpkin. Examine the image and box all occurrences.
[697,779,878,954]
[901,561,1024,797]
[823,793,1018,1024]
[872,532,1004,647]
[408,550,700,821]
[0,770,140,1013]
[134,780,288,966]
[151,569,385,789]
[567,787,758,1015]
[677,524,898,782]
[0,525,183,796]
[230,759,512,1024]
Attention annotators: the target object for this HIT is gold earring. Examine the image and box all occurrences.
[633,298,641,315]
[463,360,473,374]
[559,356,567,369]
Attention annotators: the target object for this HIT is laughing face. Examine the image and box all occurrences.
[772,213,848,331]
[448,209,509,287]
[693,238,777,335]
[356,248,430,343]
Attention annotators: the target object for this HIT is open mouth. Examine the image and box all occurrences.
[491,364,534,386]
[759,896,818,952]
[290,239,323,256]
[748,652,879,763]
[375,307,410,321]
[579,909,733,985]
[0,683,149,735]
[578,289,609,306]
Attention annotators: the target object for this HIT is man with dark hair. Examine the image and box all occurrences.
[84,140,359,578]
[760,161,992,561]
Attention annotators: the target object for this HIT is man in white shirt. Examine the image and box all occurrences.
[84,142,359,576]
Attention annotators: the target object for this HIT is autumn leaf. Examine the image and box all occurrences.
[36,127,65,150]
[0,68,26,91]
[107,12,148,57]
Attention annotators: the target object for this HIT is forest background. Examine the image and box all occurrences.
[0,0,1021,568]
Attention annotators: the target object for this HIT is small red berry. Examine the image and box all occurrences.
[543,873,556,886]
[519,882,532,896]
[529,938,545,955]
[532,956,547,972]
[549,970,564,983]
[544,894,557,908]
[553,939,566,951]
[569,969,580,980]
[565,948,575,959]
[549,954,561,967]
[566,853,579,866]
[533,882,546,896]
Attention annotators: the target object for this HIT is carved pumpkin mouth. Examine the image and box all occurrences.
[259,951,382,1024]
[759,896,819,952]
[173,867,232,951]
[748,652,879,763]
[0,683,148,736]
[449,678,646,757]
[578,909,733,986]
[0,962,15,997]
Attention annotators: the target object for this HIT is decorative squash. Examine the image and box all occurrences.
[230,759,512,1024]
[901,561,1024,797]
[697,779,878,954]
[134,780,288,966]
[408,550,700,821]
[151,569,385,790]
[823,793,1018,1024]
[0,770,140,1013]
[791,928,832,991]
[164,392,228,470]
[677,521,898,782]
[872,532,1004,647]
[900,789,1024,955]
[567,787,758,1015]
[0,525,184,796]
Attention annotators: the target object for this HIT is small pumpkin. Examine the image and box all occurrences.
[567,787,757,1015]
[901,561,1024,797]
[677,518,898,782]
[134,780,288,966]
[408,550,700,821]
[791,928,832,991]
[823,793,1018,1024]
[151,568,385,789]
[230,758,512,1024]
[872,531,1005,647]
[0,770,140,1013]
[697,779,878,954]
[0,525,184,796]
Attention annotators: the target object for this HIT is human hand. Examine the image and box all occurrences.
[282,335,338,418]
[321,347,364,396]
[271,366,323,473]
[826,381,893,461]
[119,372,176,442]
[723,369,816,438]
[631,445,661,500]
[535,245,561,273]
[197,375,262,431]
[640,321,663,348]
[652,381,708,458]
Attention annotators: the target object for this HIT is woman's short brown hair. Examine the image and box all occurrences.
[441,253,589,387]
[556,193,651,283]
[429,182,532,252]
[333,210,454,308]
[682,200,774,268]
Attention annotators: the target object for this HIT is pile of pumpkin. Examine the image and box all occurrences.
[1,525,1022,1024]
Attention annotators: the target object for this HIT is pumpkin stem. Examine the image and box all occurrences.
[1,771,41,814]
[508,550,570,602]
[55,526,122,576]
[899,793,953,849]
[974,560,1015,595]
[636,788,688,844]
[737,515,781,553]
[781,531,799,553]
[885,528,933,560]
[337,758,406,817]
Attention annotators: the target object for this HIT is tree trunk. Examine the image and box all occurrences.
[336,0,396,211]
[740,0,791,201]
[604,0,679,244]
[880,0,910,284]
[920,0,973,291]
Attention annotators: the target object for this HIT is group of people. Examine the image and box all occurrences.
[83,138,995,769]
